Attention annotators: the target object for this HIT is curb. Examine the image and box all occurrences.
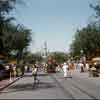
[0,76,23,91]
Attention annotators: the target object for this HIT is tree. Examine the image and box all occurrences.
[10,24,32,64]
[0,0,31,57]
[90,2,100,26]
[70,25,100,58]
[23,52,43,64]
[0,0,16,54]
[49,52,68,64]
[0,0,19,55]
[70,2,100,59]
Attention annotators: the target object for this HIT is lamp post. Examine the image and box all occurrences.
[80,49,86,62]
[80,49,87,72]
[80,49,83,60]
[80,49,83,55]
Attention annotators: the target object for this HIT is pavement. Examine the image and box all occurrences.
[0,70,100,99]
[0,72,71,99]
[73,69,100,86]
[53,69,100,99]
[0,77,21,91]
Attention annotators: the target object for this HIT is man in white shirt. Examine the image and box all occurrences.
[85,63,89,71]
[62,63,68,78]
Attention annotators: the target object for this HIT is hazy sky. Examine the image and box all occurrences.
[11,0,96,53]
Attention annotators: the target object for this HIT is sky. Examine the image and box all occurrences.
[11,0,96,53]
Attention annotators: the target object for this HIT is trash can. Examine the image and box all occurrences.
[92,70,99,77]
[89,66,99,77]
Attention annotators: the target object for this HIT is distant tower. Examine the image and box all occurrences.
[44,41,48,57]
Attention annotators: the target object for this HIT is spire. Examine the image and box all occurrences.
[44,41,47,57]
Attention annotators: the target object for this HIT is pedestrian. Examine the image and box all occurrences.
[32,64,39,84]
[5,64,10,79]
[25,65,28,72]
[79,62,84,72]
[13,64,16,78]
[9,64,13,82]
[56,64,61,72]
[62,63,68,78]
[85,63,89,72]
[68,62,75,78]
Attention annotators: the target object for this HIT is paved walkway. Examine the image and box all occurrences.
[0,72,72,99]
[60,68,100,85]
[0,77,18,91]
[54,69,100,99]
[73,69,100,86]
[0,70,100,99]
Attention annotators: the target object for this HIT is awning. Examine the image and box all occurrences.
[92,57,100,61]
[8,60,17,64]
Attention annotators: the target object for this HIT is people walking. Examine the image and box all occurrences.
[32,64,39,84]
[79,62,84,73]
[62,63,68,78]
[68,62,75,78]
[56,64,61,72]
[85,63,89,71]
[12,64,16,78]
[9,64,13,82]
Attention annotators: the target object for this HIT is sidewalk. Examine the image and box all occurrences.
[0,77,21,91]
[74,69,100,79]
[73,69,100,86]
[74,69,90,78]
[53,70,100,99]
[0,72,71,99]
[59,68,100,86]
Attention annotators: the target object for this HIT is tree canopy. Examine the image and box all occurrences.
[70,2,100,59]
[48,52,68,64]
[0,0,32,63]
[70,25,100,58]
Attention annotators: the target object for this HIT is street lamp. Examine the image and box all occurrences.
[80,49,84,62]
[80,49,86,63]
[80,49,84,55]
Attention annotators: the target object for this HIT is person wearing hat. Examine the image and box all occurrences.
[62,62,68,78]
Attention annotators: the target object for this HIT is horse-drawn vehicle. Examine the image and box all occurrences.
[46,56,57,73]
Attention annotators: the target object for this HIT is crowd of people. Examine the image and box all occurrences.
[30,60,90,81]
[62,62,76,78]
[1,59,96,83]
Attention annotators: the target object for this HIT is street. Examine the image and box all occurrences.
[0,0,100,99]
[0,70,100,99]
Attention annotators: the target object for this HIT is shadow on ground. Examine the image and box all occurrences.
[1,82,56,94]
[23,73,48,77]
[37,73,49,77]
